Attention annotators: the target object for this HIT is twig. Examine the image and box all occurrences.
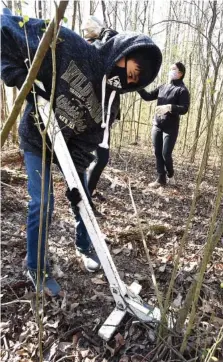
[1,299,31,306]
[158,334,187,362]
[150,341,167,362]
[204,326,223,362]
[128,178,164,313]
[1,232,25,239]
[3,336,9,361]
[0,181,20,191]
[36,4,61,362]
[141,343,162,362]
[82,331,100,347]
[55,355,76,362]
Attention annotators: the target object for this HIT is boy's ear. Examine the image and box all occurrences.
[116,57,126,68]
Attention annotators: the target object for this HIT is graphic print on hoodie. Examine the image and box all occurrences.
[1,14,162,172]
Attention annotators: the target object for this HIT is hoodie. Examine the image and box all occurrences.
[1,14,162,172]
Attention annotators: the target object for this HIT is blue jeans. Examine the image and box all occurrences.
[24,151,91,270]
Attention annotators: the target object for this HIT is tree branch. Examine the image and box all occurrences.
[150,19,220,56]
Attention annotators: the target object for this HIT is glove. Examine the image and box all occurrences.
[26,83,50,103]
[66,187,82,212]
[155,104,172,116]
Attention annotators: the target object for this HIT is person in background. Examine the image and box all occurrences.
[139,62,190,188]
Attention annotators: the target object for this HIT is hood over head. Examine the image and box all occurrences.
[99,32,162,94]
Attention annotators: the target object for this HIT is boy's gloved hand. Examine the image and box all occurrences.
[156,104,172,116]
[66,188,82,209]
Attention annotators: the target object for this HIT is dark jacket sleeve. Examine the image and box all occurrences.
[1,26,28,89]
[171,87,190,115]
[138,87,160,101]
[1,15,49,100]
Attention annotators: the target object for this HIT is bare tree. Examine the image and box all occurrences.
[71,0,77,31]
[190,1,219,162]
[101,0,109,27]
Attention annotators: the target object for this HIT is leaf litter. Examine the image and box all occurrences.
[1,148,222,361]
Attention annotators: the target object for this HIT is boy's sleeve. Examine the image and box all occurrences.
[1,15,50,100]
[1,27,28,88]
[138,86,160,101]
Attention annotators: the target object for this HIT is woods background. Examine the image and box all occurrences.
[1,1,223,362]
[1,0,223,166]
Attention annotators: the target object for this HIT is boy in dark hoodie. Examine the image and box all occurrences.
[1,13,162,296]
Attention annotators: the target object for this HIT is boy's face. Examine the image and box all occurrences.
[115,57,140,86]
[126,59,140,84]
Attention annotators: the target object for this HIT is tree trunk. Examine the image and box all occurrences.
[135,98,143,143]
[90,0,94,15]
[7,0,13,10]
[1,83,7,124]
[71,0,77,31]
[12,87,18,144]
[190,66,209,163]
[112,1,118,30]
[78,1,82,35]
[101,0,108,27]
[182,52,192,153]
[190,1,217,163]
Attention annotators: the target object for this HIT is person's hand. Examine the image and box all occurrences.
[155,104,172,116]
[66,188,81,208]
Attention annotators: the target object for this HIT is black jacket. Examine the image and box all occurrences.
[139,79,190,130]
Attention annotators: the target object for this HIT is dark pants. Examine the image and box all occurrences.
[88,146,110,195]
[151,125,178,183]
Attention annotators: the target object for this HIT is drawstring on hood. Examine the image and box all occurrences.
[100,74,117,148]
[99,87,116,148]
[101,74,107,128]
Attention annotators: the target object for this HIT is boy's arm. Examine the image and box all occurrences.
[1,15,50,100]
[1,25,28,88]
[138,87,160,101]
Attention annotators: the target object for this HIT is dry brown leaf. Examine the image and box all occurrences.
[0,321,11,331]
[61,291,67,310]
[172,293,183,308]
[91,278,107,285]
[80,348,90,358]
[131,356,143,362]
[19,329,30,343]
[58,341,72,353]
[72,331,82,348]
[44,319,60,330]
[70,302,80,311]
[112,247,123,255]
[114,333,125,355]
[47,342,58,361]
[119,356,130,362]
[159,264,166,273]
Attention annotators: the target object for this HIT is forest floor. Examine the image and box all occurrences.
[1,146,223,362]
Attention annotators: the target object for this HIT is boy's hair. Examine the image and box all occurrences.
[175,62,186,79]
[126,49,155,86]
